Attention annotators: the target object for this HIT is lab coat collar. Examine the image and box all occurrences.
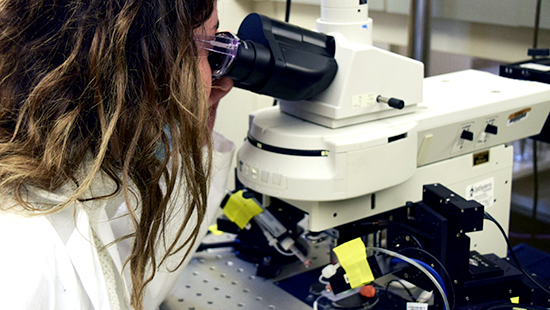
[37,184,129,310]
[86,201,127,292]
[66,206,112,310]
[46,203,112,310]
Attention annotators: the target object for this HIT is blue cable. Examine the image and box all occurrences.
[392,258,447,296]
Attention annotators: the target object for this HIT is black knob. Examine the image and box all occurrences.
[461,130,474,141]
[388,98,405,110]
[485,124,498,135]
[377,95,405,110]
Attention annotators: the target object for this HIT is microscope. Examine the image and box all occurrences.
[165,1,550,309]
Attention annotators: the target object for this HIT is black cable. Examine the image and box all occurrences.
[484,212,550,296]
[196,241,237,252]
[531,0,544,219]
[273,0,292,107]
[399,247,456,310]
[385,279,416,302]
[331,295,380,310]
[285,0,292,23]
[533,140,539,219]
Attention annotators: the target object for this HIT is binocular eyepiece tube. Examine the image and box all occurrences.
[210,13,338,102]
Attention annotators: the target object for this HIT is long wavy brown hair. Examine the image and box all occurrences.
[0,0,216,308]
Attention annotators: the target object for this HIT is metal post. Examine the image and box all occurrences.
[533,0,542,49]
[407,0,432,76]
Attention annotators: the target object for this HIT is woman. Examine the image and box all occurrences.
[0,0,234,309]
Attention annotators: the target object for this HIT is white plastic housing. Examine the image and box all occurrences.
[238,108,418,201]
[279,33,424,128]
[238,70,550,204]
[318,0,372,45]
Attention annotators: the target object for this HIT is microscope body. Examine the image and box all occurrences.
[237,70,550,257]
[232,1,550,257]
[279,31,423,128]
[166,2,550,309]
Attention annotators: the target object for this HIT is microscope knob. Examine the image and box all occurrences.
[377,95,405,110]
[460,130,474,141]
[387,98,405,109]
[485,124,498,135]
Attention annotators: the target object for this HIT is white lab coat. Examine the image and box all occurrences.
[0,133,235,310]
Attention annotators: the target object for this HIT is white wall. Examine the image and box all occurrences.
[248,1,550,63]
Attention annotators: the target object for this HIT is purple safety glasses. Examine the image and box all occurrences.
[195,32,240,79]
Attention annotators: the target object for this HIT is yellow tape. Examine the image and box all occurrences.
[333,238,374,288]
[208,224,224,236]
[222,190,263,229]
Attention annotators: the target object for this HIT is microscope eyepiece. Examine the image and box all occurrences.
[195,31,240,79]
[209,13,338,101]
[222,40,275,87]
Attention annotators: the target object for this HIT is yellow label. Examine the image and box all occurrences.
[333,238,375,288]
[208,224,224,236]
[222,191,263,229]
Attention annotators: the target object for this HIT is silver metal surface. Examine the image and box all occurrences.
[162,234,332,310]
